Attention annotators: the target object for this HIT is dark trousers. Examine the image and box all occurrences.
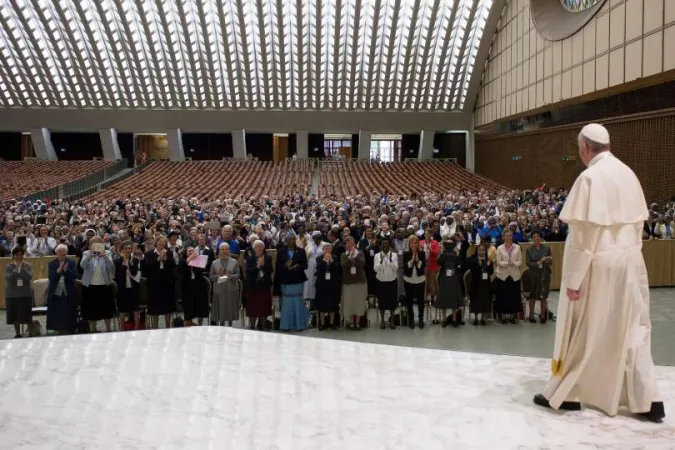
[404,281,426,324]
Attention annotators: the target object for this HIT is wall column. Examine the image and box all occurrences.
[166,129,185,161]
[232,129,247,159]
[357,130,371,160]
[465,117,475,172]
[99,128,122,161]
[296,130,309,159]
[29,128,57,160]
[418,129,435,161]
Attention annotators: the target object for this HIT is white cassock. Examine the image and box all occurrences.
[303,240,324,300]
[543,151,660,415]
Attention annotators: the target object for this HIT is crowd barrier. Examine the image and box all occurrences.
[2,240,674,309]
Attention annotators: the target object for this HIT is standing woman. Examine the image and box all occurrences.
[314,243,341,330]
[209,242,241,326]
[46,244,79,334]
[403,235,427,328]
[276,236,309,331]
[341,237,367,330]
[114,241,142,330]
[181,247,210,326]
[358,228,379,304]
[245,240,274,330]
[80,236,116,332]
[4,247,33,338]
[373,238,398,330]
[303,231,324,306]
[436,241,464,327]
[421,228,440,305]
[468,243,493,325]
[525,231,553,323]
[143,235,177,329]
[495,230,522,324]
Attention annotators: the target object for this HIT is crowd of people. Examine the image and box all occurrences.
[2,186,674,337]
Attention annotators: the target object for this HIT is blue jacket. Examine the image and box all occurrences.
[48,258,79,300]
[79,250,116,287]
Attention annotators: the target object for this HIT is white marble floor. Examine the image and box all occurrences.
[0,328,673,450]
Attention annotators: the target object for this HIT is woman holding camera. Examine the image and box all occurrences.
[80,236,116,332]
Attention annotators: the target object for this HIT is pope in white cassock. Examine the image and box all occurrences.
[533,123,665,423]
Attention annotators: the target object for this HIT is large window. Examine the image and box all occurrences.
[324,139,352,158]
[370,140,401,162]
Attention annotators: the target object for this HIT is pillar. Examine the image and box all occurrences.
[166,129,185,161]
[358,130,371,160]
[232,129,247,159]
[418,129,435,161]
[99,128,122,161]
[296,130,309,159]
[29,128,57,160]
[465,117,475,172]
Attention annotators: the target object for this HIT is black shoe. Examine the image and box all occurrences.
[529,317,536,324]
[533,394,581,411]
[637,402,666,423]
[500,318,508,325]
[13,334,21,339]
[480,319,487,326]
[540,318,547,324]
[408,322,415,329]
[509,318,517,324]
[319,324,327,331]
[380,322,386,330]
[441,320,448,328]
[473,319,479,326]
[419,321,425,329]
[389,321,396,330]
[459,320,466,326]
[330,323,338,330]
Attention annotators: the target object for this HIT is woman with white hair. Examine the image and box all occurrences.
[244,240,273,330]
[46,244,79,334]
[209,242,241,326]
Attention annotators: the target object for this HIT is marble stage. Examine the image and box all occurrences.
[0,328,673,449]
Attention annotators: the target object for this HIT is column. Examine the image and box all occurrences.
[465,117,475,172]
[357,130,371,160]
[166,129,185,161]
[296,130,309,159]
[418,129,435,161]
[232,129,247,159]
[99,128,122,161]
[29,128,57,160]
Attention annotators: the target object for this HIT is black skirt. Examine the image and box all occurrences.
[495,277,521,315]
[82,284,116,320]
[117,283,140,314]
[376,279,398,311]
[182,277,210,320]
[5,296,32,324]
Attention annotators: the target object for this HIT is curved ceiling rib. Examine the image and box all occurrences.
[0,0,495,112]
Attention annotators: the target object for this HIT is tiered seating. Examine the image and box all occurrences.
[86,160,315,201]
[0,160,110,201]
[319,160,506,197]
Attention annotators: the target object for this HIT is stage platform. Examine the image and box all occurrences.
[0,328,673,449]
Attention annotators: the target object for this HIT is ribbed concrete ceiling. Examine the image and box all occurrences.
[0,0,494,112]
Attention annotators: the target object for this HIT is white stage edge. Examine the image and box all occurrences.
[0,328,673,449]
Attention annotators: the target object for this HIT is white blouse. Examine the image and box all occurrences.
[495,243,522,281]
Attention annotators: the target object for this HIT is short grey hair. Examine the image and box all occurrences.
[55,244,68,254]
[218,242,230,251]
[253,239,265,251]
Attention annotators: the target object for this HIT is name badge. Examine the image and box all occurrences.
[17,279,23,287]
[491,238,496,244]
[325,272,331,281]
[446,269,453,277]
[537,263,542,269]
[160,261,164,269]
[482,273,488,281]
[369,250,374,257]
[350,266,356,275]
[191,271,195,280]
[259,269,264,278]
[397,250,403,256]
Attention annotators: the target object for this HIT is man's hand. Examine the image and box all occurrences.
[566,288,580,301]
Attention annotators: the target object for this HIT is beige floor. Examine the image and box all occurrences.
[2,288,674,366]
